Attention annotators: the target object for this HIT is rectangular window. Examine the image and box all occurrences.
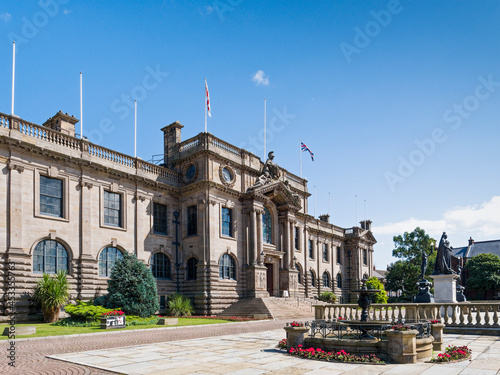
[323,243,328,262]
[337,247,341,264]
[363,249,368,265]
[104,191,121,227]
[308,240,314,259]
[153,202,168,235]
[295,227,299,250]
[187,205,197,236]
[221,207,232,237]
[40,176,63,217]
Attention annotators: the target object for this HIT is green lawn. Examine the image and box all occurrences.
[0,318,238,340]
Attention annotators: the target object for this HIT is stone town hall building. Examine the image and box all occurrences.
[0,111,375,321]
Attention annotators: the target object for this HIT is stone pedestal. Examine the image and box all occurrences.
[247,265,269,298]
[279,269,299,298]
[430,274,459,303]
[414,279,435,303]
[430,323,445,351]
[386,329,418,364]
[284,325,309,351]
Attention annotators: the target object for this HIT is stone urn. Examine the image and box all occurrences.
[284,324,309,352]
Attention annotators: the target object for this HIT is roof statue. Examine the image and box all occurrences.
[254,151,281,186]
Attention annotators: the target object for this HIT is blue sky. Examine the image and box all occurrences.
[1,0,500,268]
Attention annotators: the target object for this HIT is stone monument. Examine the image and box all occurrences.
[430,232,458,303]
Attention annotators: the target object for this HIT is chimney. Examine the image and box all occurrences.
[468,237,474,246]
[360,220,372,231]
[43,111,79,137]
[319,214,330,223]
[161,121,184,168]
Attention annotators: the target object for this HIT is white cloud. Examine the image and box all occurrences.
[63,9,72,15]
[0,13,12,23]
[206,6,213,15]
[372,196,500,268]
[252,70,269,86]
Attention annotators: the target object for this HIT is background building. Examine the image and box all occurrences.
[0,111,375,321]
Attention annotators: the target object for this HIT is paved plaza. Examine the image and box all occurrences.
[2,320,500,374]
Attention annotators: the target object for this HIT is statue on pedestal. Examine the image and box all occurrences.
[255,151,280,187]
[432,232,455,275]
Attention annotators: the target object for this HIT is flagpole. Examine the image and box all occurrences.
[80,72,83,138]
[263,98,266,160]
[11,41,15,116]
[314,185,317,218]
[134,100,137,158]
[299,139,302,178]
[204,78,207,133]
[329,192,331,218]
[355,195,358,225]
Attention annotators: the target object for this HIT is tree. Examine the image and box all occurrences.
[385,260,419,300]
[33,270,70,323]
[105,252,160,317]
[385,228,437,301]
[365,276,388,304]
[465,253,500,292]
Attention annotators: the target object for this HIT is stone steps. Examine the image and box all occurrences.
[218,297,319,319]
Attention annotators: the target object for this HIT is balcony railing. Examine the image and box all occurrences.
[314,302,500,328]
[0,112,180,184]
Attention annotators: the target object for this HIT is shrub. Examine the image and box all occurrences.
[33,270,70,323]
[167,293,194,316]
[93,295,108,307]
[276,338,287,349]
[64,300,116,321]
[106,252,160,317]
[318,291,337,304]
[365,277,388,304]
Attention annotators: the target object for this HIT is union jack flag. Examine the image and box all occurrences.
[301,141,314,161]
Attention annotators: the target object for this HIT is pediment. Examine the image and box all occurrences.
[244,180,301,211]
[360,230,377,244]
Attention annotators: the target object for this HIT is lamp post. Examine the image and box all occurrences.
[173,211,180,293]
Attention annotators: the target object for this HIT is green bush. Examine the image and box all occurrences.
[167,293,194,316]
[64,300,116,321]
[53,314,159,327]
[366,277,388,304]
[93,295,108,307]
[318,291,337,304]
[33,270,70,323]
[106,252,160,317]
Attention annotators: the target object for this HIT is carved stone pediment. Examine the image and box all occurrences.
[244,180,301,212]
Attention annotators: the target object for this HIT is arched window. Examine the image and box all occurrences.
[310,270,316,287]
[262,207,272,244]
[336,273,342,289]
[98,247,123,277]
[322,272,330,288]
[296,263,302,284]
[151,253,171,280]
[33,240,68,274]
[187,257,198,280]
[219,254,236,280]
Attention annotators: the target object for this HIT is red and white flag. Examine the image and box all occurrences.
[205,79,211,118]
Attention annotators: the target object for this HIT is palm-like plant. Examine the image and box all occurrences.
[33,270,70,323]
[167,293,194,316]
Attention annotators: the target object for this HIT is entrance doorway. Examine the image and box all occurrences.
[265,263,273,296]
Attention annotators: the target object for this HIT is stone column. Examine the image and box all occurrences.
[256,210,263,265]
[283,218,290,270]
[289,221,295,269]
[249,209,257,265]
[7,162,24,252]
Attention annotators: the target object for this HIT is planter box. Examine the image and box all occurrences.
[157,318,178,325]
[100,315,126,329]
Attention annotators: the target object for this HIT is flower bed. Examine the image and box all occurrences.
[101,310,125,317]
[289,321,304,327]
[431,345,471,363]
[288,346,384,364]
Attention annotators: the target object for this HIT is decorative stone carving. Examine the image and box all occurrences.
[254,151,280,187]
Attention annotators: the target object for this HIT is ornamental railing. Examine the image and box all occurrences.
[314,302,500,328]
[0,112,180,184]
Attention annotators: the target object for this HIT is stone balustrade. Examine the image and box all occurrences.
[0,112,180,185]
[314,301,500,329]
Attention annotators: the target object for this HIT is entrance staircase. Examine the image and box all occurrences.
[218,297,323,320]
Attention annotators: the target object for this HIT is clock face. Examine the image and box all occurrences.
[186,164,196,180]
[222,167,232,182]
